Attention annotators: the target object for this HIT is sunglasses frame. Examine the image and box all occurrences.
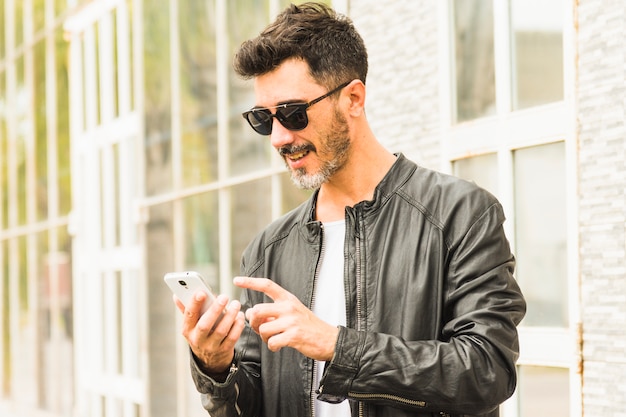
[242,80,352,136]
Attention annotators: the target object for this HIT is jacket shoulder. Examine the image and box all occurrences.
[398,164,505,244]
[240,195,314,275]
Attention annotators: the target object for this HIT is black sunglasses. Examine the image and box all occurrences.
[242,81,351,136]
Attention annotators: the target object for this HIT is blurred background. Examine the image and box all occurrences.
[0,0,624,416]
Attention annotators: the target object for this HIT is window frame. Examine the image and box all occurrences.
[438,1,582,416]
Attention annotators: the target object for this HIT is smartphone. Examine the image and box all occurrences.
[164,271,222,318]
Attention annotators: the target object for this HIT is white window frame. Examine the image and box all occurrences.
[65,1,146,416]
[438,1,582,416]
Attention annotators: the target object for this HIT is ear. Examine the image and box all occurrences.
[344,80,366,117]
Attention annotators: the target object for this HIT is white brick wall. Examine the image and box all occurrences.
[577,0,626,414]
[350,0,441,169]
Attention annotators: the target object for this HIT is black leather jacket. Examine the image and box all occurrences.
[191,154,526,417]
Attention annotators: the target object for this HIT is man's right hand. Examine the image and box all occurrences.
[175,291,246,377]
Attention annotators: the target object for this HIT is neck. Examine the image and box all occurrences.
[315,138,396,222]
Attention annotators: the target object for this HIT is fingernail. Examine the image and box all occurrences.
[233,276,244,285]
[217,294,229,305]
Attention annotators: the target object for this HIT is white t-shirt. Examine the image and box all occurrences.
[312,220,351,417]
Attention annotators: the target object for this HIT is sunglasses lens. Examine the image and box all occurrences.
[276,105,308,131]
[245,110,273,135]
[243,104,309,135]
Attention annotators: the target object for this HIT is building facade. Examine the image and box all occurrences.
[0,0,624,416]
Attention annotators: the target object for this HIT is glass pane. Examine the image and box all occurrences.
[145,202,177,417]
[519,366,569,416]
[98,150,106,249]
[34,0,46,34]
[514,142,567,326]
[15,0,24,47]
[35,40,49,221]
[56,28,72,216]
[114,1,134,113]
[37,231,50,408]
[453,0,496,123]
[1,73,7,228]
[511,0,564,110]
[38,230,73,412]
[144,0,172,195]
[1,241,10,396]
[231,178,273,289]
[179,0,218,187]
[56,226,74,412]
[119,270,139,378]
[125,0,135,111]
[452,153,499,197]
[113,143,121,246]
[16,56,27,226]
[228,1,272,176]
[0,0,5,58]
[111,10,120,119]
[55,0,65,18]
[16,235,36,405]
[183,192,220,292]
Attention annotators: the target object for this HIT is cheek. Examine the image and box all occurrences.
[323,111,350,152]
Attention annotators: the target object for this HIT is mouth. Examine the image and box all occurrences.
[286,149,309,161]
[279,145,314,162]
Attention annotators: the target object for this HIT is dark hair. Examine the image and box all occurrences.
[233,2,368,89]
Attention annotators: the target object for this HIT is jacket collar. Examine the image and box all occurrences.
[298,153,417,225]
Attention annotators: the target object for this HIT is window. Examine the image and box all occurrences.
[511,0,564,110]
[452,0,565,123]
[446,1,576,415]
[0,0,74,413]
[140,1,313,416]
[514,142,568,327]
[518,366,570,416]
[452,0,496,123]
[452,153,498,195]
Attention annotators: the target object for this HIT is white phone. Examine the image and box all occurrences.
[164,271,221,317]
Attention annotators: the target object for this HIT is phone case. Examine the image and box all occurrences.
[164,271,216,314]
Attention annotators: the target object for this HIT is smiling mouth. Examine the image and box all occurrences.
[279,145,314,161]
[287,149,309,160]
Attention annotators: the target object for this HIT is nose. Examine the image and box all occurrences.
[269,119,296,150]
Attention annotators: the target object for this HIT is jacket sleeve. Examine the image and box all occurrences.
[318,202,526,415]
[190,323,263,417]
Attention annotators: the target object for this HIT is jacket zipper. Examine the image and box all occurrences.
[354,214,365,417]
[310,223,326,417]
[352,212,430,416]
[349,391,427,408]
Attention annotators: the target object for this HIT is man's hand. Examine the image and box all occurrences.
[234,276,339,361]
[176,291,246,376]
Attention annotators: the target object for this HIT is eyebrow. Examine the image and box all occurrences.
[251,99,305,111]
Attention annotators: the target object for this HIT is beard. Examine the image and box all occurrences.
[282,109,351,190]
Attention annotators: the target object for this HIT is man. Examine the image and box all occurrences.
[175,3,526,417]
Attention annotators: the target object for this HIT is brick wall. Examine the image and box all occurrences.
[576,0,626,414]
[349,0,442,169]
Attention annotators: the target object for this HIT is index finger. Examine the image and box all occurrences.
[233,276,289,301]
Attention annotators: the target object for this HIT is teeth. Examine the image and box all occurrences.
[288,150,308,160]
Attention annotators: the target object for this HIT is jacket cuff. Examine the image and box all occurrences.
[317,326,365,401]
[189,349,238,397]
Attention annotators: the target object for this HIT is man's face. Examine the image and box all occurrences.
[253,59,351,190]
